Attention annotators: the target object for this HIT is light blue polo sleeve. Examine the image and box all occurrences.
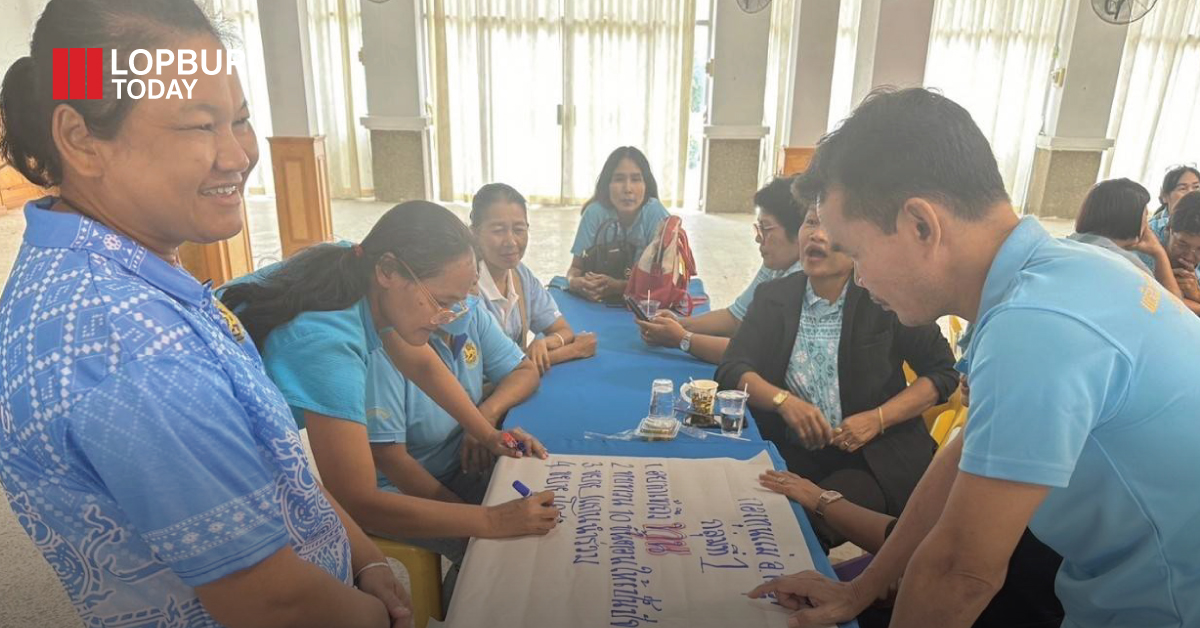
[364,353,408,444]
[960,307,1132,488]
[638,198,671,241]
[729,265,775,321]
[571,203,608,257]
[519,265,563,333]
[261,315,367,427]
[71,355,288,586]
[474,307,528,384]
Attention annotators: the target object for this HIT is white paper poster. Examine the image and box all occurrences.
[443,451,830,628]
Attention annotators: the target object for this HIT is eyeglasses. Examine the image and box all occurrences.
[753,222,778,238]
[397,258,468,326]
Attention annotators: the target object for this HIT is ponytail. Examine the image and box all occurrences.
[220,201,474,348]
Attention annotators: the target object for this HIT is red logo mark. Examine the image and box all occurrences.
[52,48,103,100]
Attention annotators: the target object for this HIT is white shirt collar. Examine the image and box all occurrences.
[477,261,520,322]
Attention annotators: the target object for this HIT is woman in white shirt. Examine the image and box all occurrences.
[471,183,597,373]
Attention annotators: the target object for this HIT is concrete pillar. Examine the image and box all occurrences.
[834,0,933,125]
[1026,0,1128,219]
[360,0,433,203]
[258,0,334,257]
[702,0,771,213]
[870,0,934,90]
[788,0,841,149]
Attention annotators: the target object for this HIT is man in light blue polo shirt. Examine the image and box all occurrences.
[749,88,1200,628]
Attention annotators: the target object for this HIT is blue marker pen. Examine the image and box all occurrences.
[512,480,532,498]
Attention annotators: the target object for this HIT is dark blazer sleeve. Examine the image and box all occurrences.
[894,320,959,404]
[715,281,780,390]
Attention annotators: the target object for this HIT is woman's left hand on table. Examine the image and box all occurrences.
[525,337,553,374]
[758,470,822,510]
[636,314,686,347]
[829,411,882,453]
[585,273,625,299]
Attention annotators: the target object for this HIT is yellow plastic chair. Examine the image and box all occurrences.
[369,536,444,628]
[929,405,968,449]
[903,362,964,430]
[298,429,444,628]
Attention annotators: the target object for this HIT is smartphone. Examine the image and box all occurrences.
[624,295,651,322]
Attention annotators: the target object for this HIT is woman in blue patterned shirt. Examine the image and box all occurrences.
[0,2,409,626]
[717,203,959,550]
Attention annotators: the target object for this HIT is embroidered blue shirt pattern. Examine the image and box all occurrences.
[0,200,351,627]
[784,281,848,429]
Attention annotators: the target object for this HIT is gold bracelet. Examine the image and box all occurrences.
[877,406,886,434]
[552,332,566,348]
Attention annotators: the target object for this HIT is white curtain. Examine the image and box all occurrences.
[924,0,1065,208]
[435,0,566,204]
[565,1,695,206]
[208,0,275,196]
[1101,2,1200,190]
[827,0,862,130]
[432,0,694,206]
[760,0,796,185]
[307,0,373,198]
[208,0,372,199]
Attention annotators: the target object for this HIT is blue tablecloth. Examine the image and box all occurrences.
[511,279,759,442]
[506,280,857,627]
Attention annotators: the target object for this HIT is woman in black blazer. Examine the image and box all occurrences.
[716,205,958,549]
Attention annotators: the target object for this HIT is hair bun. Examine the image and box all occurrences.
[0,56,58,188]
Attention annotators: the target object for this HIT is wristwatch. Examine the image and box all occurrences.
[679,331,694,353]
[771,390,791,408]
[815,490,844,518]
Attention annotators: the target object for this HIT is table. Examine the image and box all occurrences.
[512,279,760,442]
[504,282,858,628]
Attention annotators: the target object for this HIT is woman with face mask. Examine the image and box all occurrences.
[219,202,561,603]
[470,183,597,374]
[0,1,411,626]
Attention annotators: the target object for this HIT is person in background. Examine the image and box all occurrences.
[1142,165,1200,266]
[1068,178,1181,298]
[219,203,559,601]
[636,176,804,364]
[471,182,597,373]
[566,146,670,302]
[716,203,959,550]
[1150,165,1200,222]
[1165,192,1200,315]
[0,1,411,626]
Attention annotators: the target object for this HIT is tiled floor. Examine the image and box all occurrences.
[0,198,1074,626]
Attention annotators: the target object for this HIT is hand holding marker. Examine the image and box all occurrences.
[502,431,528,455]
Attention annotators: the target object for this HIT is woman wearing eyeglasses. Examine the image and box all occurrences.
[219,202,558,599]
[637,177,804,364]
